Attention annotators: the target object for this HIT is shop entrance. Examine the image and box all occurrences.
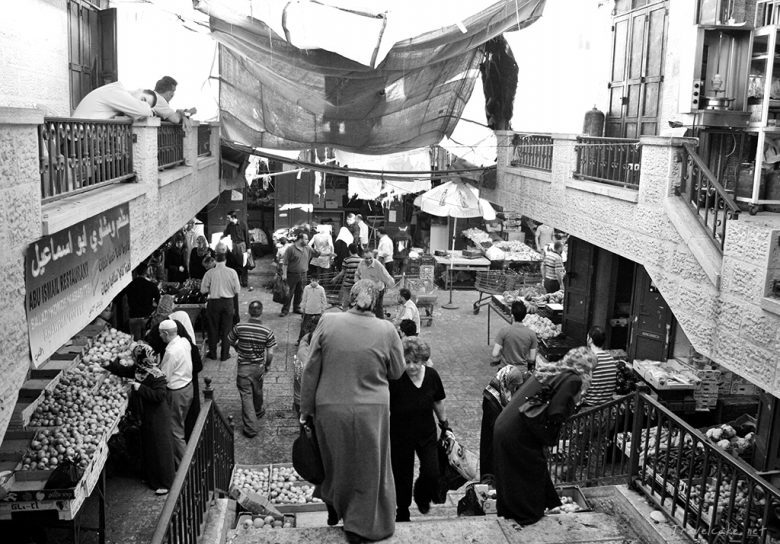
[628,266,674,361]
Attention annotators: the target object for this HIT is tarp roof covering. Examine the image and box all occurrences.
[195,0,545,155]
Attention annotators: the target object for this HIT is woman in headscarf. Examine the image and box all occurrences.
[479,365,528,479]
[493,346,596,526]
[333,225,354,271]
[308,224,335,279]
[300,279,405,544]
[165,234,189,283]
[188,235,215,280]
[103,342,175,495]
[144,294,176,355]
[169,310,203,439]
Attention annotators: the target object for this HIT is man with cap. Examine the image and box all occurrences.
[222,210,251,289]
[228,301,277,438]
[158,319,193,465]
[201,243,241,361]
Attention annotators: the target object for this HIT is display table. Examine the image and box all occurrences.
[433,251,491,290]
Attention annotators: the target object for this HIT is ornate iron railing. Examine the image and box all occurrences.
[197,124,211,157]
[552,391,780,543]
[158,122,185,170]
[38,118,135,203]
[150,378,234,544]
[679,143,740,253]
[574,136,641,189]
[510,133,553,171]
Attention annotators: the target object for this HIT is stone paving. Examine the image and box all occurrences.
[67,256,503,543]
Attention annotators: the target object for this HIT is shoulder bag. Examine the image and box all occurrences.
[518,370,577,446]
[292,418,324,485]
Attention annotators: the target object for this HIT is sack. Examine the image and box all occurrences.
[435,431,467,503]
[272,275,290,304]
[456,483,485,517]
[440,431,479,482]
[245,251,256,270]
[292,419,324,485]
[45,457,85,489]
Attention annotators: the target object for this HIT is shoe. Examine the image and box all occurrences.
[248,286,254,291]
[490,360,502,367]
[344,530,366,544]
[280,311,289,317]
[155,488,169,495]
[326,504,339,526]
[293,309,303,315]
[206,352,217,360]
[414,478,431,514]
[256,409,266,419]
[242,430,257,439]
[220,354,231,361]
[395,510,410,522]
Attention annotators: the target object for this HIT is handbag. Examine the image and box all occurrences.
[440,430,479,482]
[272,275,290,304]
[435,430,467,503]
[518,370,577,446]
[292,418,324,485]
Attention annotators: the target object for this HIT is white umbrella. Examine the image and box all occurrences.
[414,178,496,309]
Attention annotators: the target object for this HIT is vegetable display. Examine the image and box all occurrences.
[231,466,323,506]
[522,314,561,340]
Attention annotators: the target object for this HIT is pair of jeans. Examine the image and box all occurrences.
[236,364,265,435]
[206,298,234,358]
[282,272,306,313]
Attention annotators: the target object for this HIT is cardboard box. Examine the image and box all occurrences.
[230,486,282,517]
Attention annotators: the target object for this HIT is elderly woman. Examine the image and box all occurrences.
[493,346,596,525]
[389,337,448,522]
[104,342,175,495]
[479,365,528,479]
[189,235,215,280]
[300,279,405,544]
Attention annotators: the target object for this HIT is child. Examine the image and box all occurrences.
[298,277,327,343]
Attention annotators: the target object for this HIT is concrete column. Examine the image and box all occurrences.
[637,136,697,206]
[0,107,45,438]
[184,121,198,167]
[132,117,161,193]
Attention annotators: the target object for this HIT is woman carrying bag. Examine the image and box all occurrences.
[493,347,596,526]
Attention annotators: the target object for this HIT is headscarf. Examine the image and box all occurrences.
[350,279,378,312]
[195,235,209,257]
[556,346,597,399]
[131,341,165,382]
[485,365,529,407]
[336,226,354,245]
[169,310,196,343]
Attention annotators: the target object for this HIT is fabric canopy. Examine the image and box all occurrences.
[197,0,546,154]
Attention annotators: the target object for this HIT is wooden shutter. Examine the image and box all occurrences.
[562,237,595,344]
[99,8,118,85]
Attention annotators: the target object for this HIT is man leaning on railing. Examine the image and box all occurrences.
[153,76,197,129]
[72,81,157,120]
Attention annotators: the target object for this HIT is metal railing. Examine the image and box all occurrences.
[38,118,135,203]
[679,143,740,253]
[551,391,780,543]
[574,136,641,189]
[158,122,185,170]
[510,133,553,171]
[151,378,234,544]
[197,124,211,157]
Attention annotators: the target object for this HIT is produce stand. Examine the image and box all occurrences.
[0,325,132,543]
[432,251,490,290]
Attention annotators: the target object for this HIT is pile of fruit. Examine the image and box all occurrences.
[226,515,294,542]
[546,495,585,514]
[462,228,492,246]
[522,314,561,340]
[615,360,638,395]
[174,279,207,304]
[232,466,270,495]
[532,290,564,304]
[81,327,133,369]
[231,466,323,506]
[494,241,542,262]
[705,424,755,456]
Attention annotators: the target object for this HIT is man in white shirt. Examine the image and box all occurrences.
[201,244,242,360]
[394,288,421,332]
[376,227,394,273]
[355,250,395,318]
[73,82,157,120]
[159,319,193,465]
[356,214,369,249]
[153,76,197,124]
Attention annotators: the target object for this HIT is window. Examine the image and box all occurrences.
[67,0,117,112]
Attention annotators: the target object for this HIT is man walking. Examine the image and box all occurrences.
[356,214,369,249]
[280,233,312,316]
[222,210,250,289]
[542,241,566,293]
[491,301,537,370]
[355,249,395,318]
[200,243,241,360]
[228,301,277,438]
[376,227,394,275]
[159,319,193,465]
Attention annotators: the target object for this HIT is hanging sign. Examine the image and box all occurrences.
[25,204,131,367]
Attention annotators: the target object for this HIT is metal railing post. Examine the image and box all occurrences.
[628,390,645,486]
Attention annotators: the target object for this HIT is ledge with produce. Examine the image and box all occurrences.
[0,326,132,520]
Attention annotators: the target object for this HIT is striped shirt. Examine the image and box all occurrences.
[228,319,277,365]
[542,250,565,281]
[582,351,618,406]
[341,256,362,288]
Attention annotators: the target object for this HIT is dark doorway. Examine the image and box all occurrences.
[628,265,674,361]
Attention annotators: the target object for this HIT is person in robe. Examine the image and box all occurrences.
[300,279,405,544]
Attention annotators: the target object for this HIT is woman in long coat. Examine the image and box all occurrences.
[300,279,405,544]
[493,347,595,525]
[105,342,175,494]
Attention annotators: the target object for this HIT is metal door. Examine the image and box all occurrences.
[628,266,674,361]
[606,1,667,138]
[562,237,595,344]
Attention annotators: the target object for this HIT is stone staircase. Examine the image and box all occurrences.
[204,485,694,544]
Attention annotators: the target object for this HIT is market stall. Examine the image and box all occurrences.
[0,324,132,543]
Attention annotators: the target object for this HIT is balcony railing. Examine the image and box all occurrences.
[510,133,553,171]
[158,122,185,170]
[197,123,211,157]
[552,391,780,544]
[679,143,740,253]
[151,378,234,544]
[38,118,134,203]
[574,136,642,189]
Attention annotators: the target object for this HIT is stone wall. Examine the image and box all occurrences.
[1,1,70,116]
[488,131,780,394]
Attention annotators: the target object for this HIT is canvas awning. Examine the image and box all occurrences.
[195,0,545,154]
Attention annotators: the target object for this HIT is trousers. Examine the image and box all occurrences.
[168,382,193,465]
[236,364,265,435]
[391,429,439,520]
[206,298,234,358]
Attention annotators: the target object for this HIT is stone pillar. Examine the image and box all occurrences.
[132,117,161,192]
[550,133,578,193]
[0,107,45,439]
[184,121,198,167]
[637,136,697,206]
